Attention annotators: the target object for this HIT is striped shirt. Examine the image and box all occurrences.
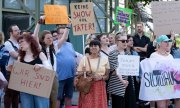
[107,50,128,96]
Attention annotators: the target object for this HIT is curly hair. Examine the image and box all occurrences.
[18,33,40,62]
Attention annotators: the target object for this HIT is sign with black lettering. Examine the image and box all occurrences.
[139,58,180,101]
[70,2,96,35]
[8,61,55,98]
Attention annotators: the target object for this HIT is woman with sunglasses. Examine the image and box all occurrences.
[107,32,129,108]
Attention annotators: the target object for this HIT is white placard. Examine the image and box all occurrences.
[116,55,140,76]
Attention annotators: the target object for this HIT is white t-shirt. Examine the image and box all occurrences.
[150,52,173,59]
[4,39,19,66]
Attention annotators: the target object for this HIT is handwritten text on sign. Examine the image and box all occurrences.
[114,7,132,27]
[8,62,55,98]
[44,5,69,24]
[151,1,180,36]
[70,2,96,35]
[139,59,180,101]
[116,55,140,76]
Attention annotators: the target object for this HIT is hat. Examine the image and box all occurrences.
[156,35,172,44]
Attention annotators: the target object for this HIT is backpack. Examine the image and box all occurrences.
[0,40,18,77]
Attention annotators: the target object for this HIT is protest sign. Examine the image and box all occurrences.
[151,1,180,36]
[8,61,55,98]
[139,58,180,101]
[175,35,180,47]
[44,5,69,24]
[116,55,140,76]
[114,7,132,27]
[70,2,96,35]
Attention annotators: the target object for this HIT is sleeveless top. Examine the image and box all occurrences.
[21,55,42,65]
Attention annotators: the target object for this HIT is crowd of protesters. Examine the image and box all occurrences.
[0,15,180,108]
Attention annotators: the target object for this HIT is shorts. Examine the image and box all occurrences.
[57,77,74,100]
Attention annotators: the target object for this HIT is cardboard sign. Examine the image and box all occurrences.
[114,7,132,27]
[70,2,96,35]
[116,55,140,76]
[151,1,180,36]
[44,5,69,24]
[8,62,55,98]
[140,58,180,101]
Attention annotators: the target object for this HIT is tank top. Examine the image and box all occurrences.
[21,55,42,65]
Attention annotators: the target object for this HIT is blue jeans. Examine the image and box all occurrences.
[20,92,49,108]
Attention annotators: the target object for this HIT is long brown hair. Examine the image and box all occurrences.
[0,32,4,45]
[18,33,40,62]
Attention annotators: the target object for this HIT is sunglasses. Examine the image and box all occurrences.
[117,40,128,43]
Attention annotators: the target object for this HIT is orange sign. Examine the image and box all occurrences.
[44,5,69,24]
[8,61,55,98]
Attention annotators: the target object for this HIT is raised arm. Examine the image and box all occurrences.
[57,27,70,49]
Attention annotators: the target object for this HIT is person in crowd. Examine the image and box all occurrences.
[96,34,110,57]
[4,24,20,108]
[55,25,76,108]
[125,35,138,108]
[85,34,96,55]
[133,22,150,61]
[0,32,7,77]
[96,34,111,105]
[107,32,129,108]
[108,33,115,47]
[76,40,109,108]
[51,30,58,42]
[17,33,52,108]
[150,35,173,108]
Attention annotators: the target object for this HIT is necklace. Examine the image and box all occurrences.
[157,50,168,56]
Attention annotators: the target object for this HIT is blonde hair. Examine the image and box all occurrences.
[0,32,4,45]
[85,34,95,45]
[115,32,127,42]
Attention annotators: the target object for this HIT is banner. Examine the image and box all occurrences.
[8,62,55,98]
[44,5,69,24]
[116,55,140,76]
[139,58,180,101]
[70,2,96,35]
[114,7,132,27]
[151,1,180,36]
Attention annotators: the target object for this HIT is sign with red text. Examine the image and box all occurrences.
[44,5,69,24]
[8,62,55,98]
[70,2,96,35]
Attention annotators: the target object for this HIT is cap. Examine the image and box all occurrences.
[156,35,172,44]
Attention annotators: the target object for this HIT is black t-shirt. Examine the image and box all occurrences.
[146,42,156,58]
[133,34,150,58]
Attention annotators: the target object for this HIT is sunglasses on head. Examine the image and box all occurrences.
[117,40,128,43]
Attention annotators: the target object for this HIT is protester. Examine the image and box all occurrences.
[96,34,111,105]
[133,22,150,61]
[17,33,52,108]
[125,35,138,108]
[150,35,173,108]
[107,32,129,108]
[55,25,76,108]
[4,24,20,108]
[85,34,96,55]
[108,33,115,47]
[76,40,109,108]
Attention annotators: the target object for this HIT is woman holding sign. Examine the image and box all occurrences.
[17,33,52,108]
[107,32,129,108]
[150,35,173,108]
[76,40,110,108]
